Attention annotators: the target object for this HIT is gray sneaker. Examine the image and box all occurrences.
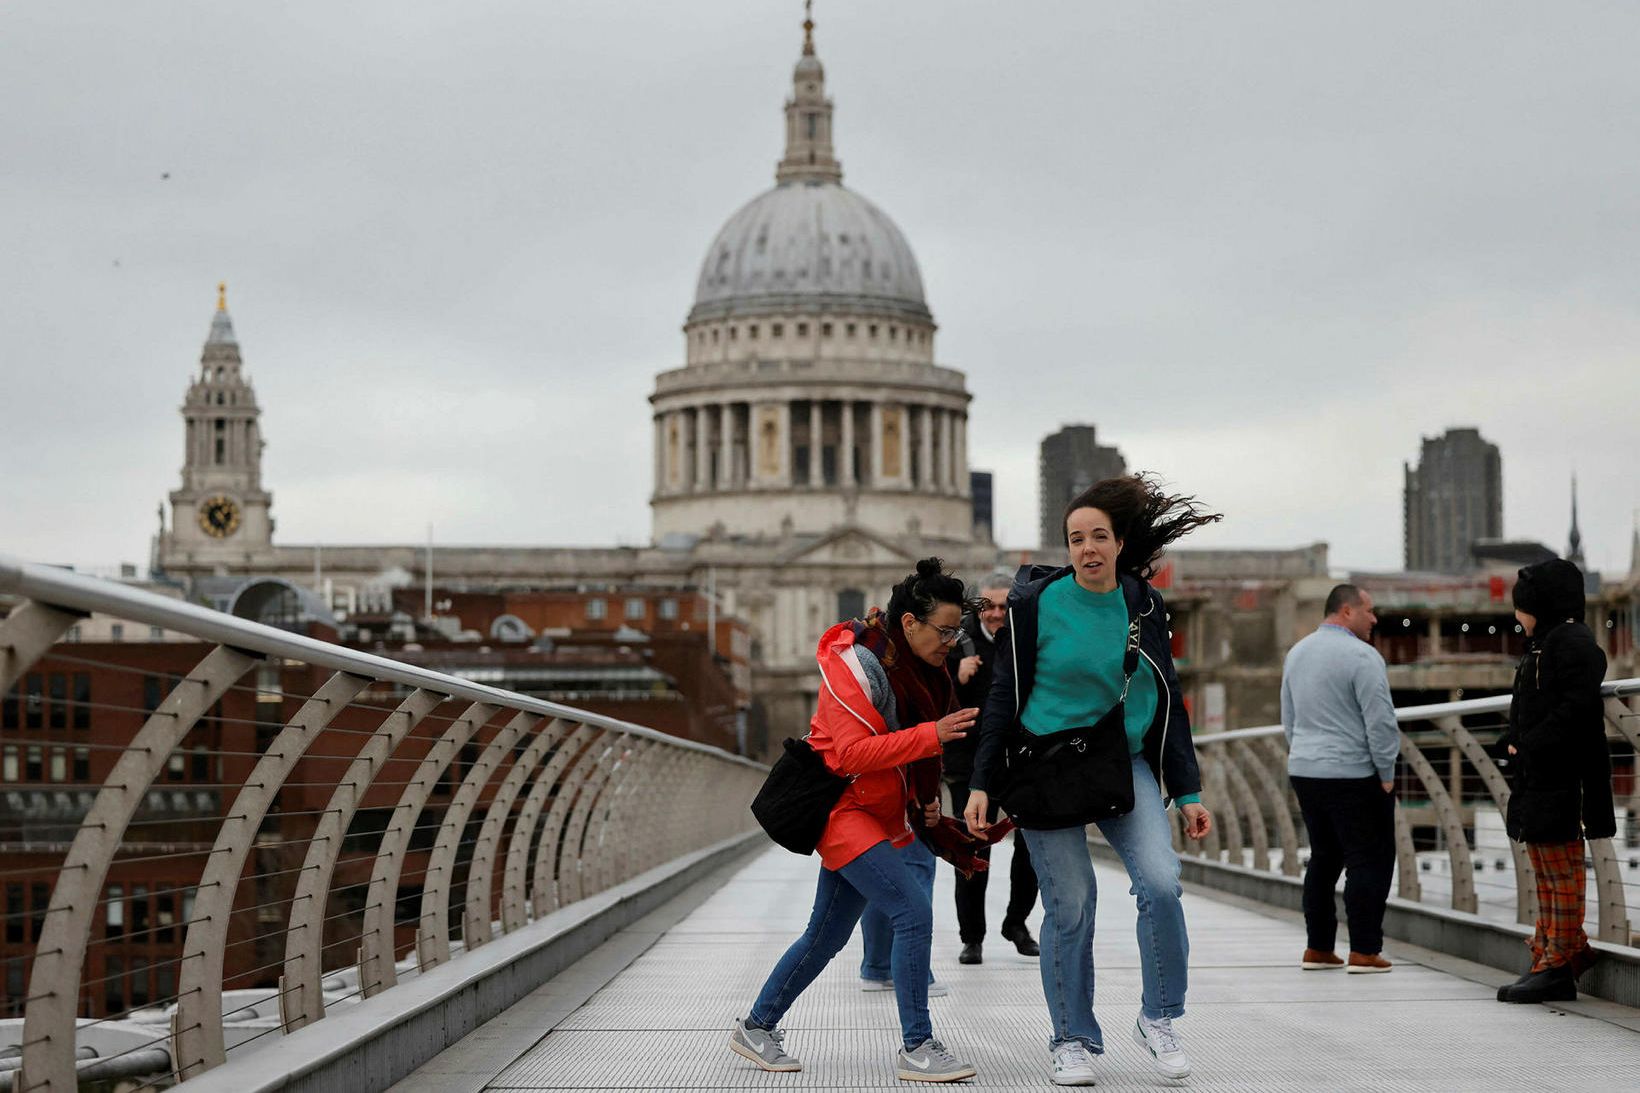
[729,1019,801,1072]
[896,1038,976,1083]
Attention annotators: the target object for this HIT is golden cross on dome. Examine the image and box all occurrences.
[216,282,227,311]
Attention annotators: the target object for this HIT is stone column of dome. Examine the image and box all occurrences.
[808,400,822,487]
[719,402,735,489]
[955,413,969,496]
[942,409,957,495]
[917,406,934,491]
[652,415,664,498]
[840,398,855,486]
[868,402,883,484]
[694,406,711,491]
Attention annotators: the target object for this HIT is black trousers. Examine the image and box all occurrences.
[945,777,1039,944]
[1290,774,1397,955]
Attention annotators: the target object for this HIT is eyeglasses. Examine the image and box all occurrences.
[922,621,963,645]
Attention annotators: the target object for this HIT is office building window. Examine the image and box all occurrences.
[624,597,646,620]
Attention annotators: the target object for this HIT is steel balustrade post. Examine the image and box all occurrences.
[1602,695,1640,751]
[603,743,672,883]
[1219,750,1270,871]
[173,670,371,1077]
[503,724,596,931]
[584,739,659,895]
[1589,838,1631,944]
[1434,715,1536,925]
[280,687,445,1033]
[0,600,81,692]
[358,701,500,998]
[19,645,258,1093]
[631,747,691,874]
[461,717,566,950]
[1235,741,1300,876]
[417,709,541,971]
[1206,755,1241,864]
[531,730,612,917]
[1393,807,1423,901]
[1399,732,1476,912]
[1592,697,1640,943]
[557,735,634,907]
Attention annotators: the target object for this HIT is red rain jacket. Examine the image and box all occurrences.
[807,619,944,870]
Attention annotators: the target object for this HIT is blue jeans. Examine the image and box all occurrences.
[1020,754,1188,1051]
[747,839,935,1050]
[860,836,938,984]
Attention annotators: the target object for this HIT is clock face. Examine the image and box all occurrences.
[198,495,242,539]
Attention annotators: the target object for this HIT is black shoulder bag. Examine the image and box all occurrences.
[1000,613,1140,830]
[750,737,851,855]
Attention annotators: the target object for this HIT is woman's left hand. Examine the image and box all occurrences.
[1181,803,1212,840]
[923,800,941,827]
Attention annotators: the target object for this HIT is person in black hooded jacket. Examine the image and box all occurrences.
[1496,557,1615,1004]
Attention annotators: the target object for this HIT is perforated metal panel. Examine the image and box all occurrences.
[483,844,1640,1091]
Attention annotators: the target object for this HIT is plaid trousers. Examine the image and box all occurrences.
[1526,840,1590,972]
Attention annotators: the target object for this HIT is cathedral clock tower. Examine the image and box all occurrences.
[157,284,274,572]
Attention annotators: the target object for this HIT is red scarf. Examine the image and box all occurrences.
[849,611,1014,877]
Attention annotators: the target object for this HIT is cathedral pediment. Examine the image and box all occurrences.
[779,525,915,567]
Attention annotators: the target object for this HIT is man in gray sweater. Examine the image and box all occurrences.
[1281,584,1399,974]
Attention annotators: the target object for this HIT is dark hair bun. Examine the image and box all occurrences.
[915,557,945,579]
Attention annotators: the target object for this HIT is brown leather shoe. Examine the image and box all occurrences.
[1347,952,1392,974]
[1301,948,1344,970]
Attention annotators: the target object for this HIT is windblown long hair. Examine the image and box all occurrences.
[1061,473,1223,580]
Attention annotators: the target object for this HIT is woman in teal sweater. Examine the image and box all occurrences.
[964,474,1217,1086]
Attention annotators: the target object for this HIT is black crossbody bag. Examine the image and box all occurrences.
[750,737,852,855]
[1000,614,1140,830]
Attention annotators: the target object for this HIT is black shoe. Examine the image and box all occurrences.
[1001,921,1040,957]
[958,943,983,965]
[1498,964,1576,1004]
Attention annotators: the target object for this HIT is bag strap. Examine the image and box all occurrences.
[1117,609,1141,702]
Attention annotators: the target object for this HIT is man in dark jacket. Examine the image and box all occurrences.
[944,575,1039,964]
[1497,558,1615,1004]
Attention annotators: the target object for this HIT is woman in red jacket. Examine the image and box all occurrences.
[729,560,980,1083]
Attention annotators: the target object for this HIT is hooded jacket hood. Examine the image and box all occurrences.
[1512,558,1586,626]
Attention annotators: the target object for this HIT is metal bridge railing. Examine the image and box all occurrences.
[1179,680,1640,948]
[0,555,764,1092]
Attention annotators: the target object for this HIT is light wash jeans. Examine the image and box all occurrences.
[747,839,935,1050]
[1019,753,1188,1051]
[859,835,938,985]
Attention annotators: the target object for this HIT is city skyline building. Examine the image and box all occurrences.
[1403,426,1503,574]
[1038,424,1126,550]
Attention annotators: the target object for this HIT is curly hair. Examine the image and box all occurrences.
[885,558,981,629]
[1061,473,1223,580]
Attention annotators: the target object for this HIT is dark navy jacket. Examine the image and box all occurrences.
[968,565,1203,805]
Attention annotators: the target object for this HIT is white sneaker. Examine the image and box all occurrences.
[862,979,950,997]
[1131,1014,1191,1079]
[1050,1040,1099,1086]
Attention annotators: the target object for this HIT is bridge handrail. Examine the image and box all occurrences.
[1177,674,1640,955]
[0,553,758,769]
[0,554,764,1092]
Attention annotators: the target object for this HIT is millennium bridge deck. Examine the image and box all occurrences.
[395,841,1640,1093]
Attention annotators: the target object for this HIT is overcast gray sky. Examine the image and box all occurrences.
[3,0,1637,575]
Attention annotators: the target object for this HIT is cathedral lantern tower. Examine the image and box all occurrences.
[159,285,274,569]
[649,9,974,544]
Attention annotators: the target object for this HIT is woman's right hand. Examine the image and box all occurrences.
[963,789,990,836]
[935,707,978,744]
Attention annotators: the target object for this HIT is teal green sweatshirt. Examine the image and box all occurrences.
[1019,578,1201,806]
